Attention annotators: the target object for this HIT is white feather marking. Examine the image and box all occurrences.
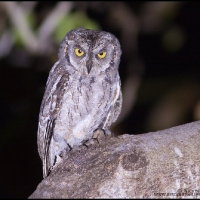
[52,75,62,92]
[103,82,120,129]
[174,147,183,157]
[73,115,93,140]
[176,179,180,189]
[187,169,194,181]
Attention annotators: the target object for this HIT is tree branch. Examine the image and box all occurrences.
[29,121,200,198]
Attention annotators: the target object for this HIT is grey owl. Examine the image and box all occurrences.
[37,28,122,178]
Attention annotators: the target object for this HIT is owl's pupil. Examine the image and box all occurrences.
[99,53,103,55]
[78,49,82,53]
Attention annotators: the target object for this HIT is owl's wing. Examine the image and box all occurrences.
[42,118,55,177]
[102,80,122,130]
[37,61,69,177]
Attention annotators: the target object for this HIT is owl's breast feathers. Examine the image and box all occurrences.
[38,61,122,176]
[62,70,120,140]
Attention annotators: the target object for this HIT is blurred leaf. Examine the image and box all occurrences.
[161,2,181,24]
[13,12,36,47]
[162,26,185,53]
[54,11,100,42]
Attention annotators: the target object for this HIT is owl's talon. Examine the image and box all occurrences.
[82,128,112,147]
[92,128,106,144]
[92,128,105,139]
[71,144,87,152]
[83,138,97,147]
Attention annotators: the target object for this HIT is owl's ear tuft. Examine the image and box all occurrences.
[68,34,75,40]
[58,30,77,60]
[114,39,122,67]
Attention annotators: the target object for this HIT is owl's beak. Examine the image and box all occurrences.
[86,60,92,74]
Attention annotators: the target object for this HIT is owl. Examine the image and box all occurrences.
[37,28,122,178]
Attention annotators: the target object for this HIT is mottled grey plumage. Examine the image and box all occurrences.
[37,28,122,178]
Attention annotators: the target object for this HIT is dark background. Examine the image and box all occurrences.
[0,2,200,198]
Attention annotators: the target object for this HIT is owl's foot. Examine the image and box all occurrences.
[83,128,113,147]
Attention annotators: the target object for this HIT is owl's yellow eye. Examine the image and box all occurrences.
[75,48,84,57]
[97,52,107,59]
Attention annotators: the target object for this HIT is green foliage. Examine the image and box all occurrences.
[162,26,185,53]
[54,11,100,42]
[13,12,36,47]
[12,10,100,47]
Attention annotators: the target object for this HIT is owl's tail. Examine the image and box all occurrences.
[43,119,55,178]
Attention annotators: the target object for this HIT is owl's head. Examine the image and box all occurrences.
[58,28,121,75]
